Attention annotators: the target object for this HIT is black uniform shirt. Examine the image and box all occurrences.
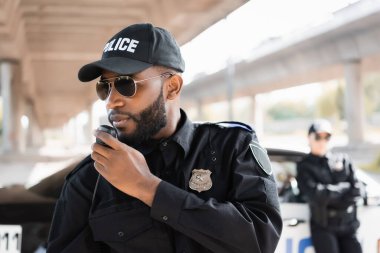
[296,153,361,230]
[47,110,282,253]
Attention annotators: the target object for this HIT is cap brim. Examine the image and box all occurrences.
[309,128,332,135]
[315,130,332,134]
[78,57,152,82]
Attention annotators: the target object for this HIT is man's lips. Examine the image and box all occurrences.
[109,115,132,128]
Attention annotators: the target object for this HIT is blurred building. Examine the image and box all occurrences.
[182,0,380,146]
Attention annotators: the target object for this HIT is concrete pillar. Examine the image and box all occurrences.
[29,115,43,148]
[11,64,26,153]
[26,105,43,148]
[250,94,264,138]
[343,60,365,144]
[0,61,13,153]
[226,58,235,121]
[0,62,30,153]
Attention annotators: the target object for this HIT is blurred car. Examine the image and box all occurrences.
[0,159,82,253]
[1,150,379,253]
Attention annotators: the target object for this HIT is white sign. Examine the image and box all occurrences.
[0,225,22,253]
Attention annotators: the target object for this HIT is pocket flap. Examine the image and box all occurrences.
[89,206,153,242]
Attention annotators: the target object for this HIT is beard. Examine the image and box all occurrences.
[108,88,167,147]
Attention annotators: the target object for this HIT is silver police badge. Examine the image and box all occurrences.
[189,169,213,193]
[328,154,344,171]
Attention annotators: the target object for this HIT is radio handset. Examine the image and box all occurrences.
[91,125,118,209]
[95,125,117,148]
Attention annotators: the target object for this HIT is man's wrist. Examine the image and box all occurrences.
[137,176,162,207]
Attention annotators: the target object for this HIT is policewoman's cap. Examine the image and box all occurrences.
[78,23,185,82]
[308,119,333,135]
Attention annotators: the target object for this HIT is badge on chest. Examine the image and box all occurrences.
[328,154,345,172]
[189,169,213,193]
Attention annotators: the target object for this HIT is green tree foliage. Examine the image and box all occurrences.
[267,101,313,120]
[336,84,345,119]
[315,75,380,120]
[316,82,344,119]
[364,74,380,114]
[267,73,379,121]
[316,88,338,118]
[361,152,380,172]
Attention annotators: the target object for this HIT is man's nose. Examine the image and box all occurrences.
[106,86,125,109]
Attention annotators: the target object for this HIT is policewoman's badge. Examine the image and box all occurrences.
[328,154,345,171]
[331,161,344,171]
[189,169,212,193]
[249,141,272,175]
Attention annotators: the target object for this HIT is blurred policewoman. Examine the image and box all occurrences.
[296,119,362,253]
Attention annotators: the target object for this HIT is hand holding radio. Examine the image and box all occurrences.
[91,125,161,206]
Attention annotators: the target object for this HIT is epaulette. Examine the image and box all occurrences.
[215,121,254,133]
[65,154,93,180]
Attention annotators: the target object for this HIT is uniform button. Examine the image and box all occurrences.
[162,141,168,147]
[118,231,124,237]
[162,215,169,221]
[212,157,217,162]
[211,150,216,155]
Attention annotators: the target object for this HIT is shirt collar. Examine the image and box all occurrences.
[133,109,194,156]
[169,109,194,157]
[309,152,329,161]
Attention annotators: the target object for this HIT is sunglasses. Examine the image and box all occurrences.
[315,134,331,141]
[96,72,174,100]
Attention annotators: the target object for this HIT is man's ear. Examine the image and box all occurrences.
[166,74,183,100]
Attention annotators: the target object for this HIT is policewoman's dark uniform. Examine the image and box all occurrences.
[296,153,362,253]
[47,110,282,253]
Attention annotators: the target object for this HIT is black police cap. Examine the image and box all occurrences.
[308,119,333,135]
[78,23,185,82]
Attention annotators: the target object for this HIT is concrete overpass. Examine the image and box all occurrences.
[0,0,247,153]
[182,0,380,145]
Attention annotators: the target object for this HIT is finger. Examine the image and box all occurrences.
[92,142,112,159]
[94,130,120,150]
[93,161,107,175]
[91,150,108,167]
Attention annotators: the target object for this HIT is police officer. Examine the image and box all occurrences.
[47,23,282,253]
[296,119,362,253]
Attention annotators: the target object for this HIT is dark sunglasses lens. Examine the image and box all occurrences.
[114,78,136,97]
[96,82,110,100]
[315,134,331,141]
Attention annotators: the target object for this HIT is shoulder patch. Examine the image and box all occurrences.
[216,121,253,133]
[249,141,272,175]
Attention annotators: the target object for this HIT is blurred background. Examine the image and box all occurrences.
[1,0,379,187]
